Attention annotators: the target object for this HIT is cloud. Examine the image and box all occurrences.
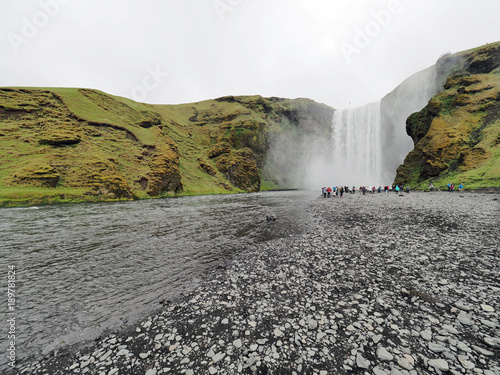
[1,0,500,108]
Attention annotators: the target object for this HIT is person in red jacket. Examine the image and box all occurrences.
[326,186,332,198]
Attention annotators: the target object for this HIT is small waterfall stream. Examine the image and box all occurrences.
[331,102,383,185]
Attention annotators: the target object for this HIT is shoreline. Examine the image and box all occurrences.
[14,192,500,374]
[1,186,499,209]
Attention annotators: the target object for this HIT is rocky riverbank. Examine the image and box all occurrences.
[17,192,499,374]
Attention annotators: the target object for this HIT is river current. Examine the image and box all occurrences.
[0,190,314,371]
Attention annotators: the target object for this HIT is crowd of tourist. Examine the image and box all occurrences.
[321,182,465,197]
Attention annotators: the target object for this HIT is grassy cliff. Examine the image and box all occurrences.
[394,42,500,189]
[0,89,333,206]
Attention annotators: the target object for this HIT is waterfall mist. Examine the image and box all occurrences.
[331,102,382,186]
[266,54,463,191]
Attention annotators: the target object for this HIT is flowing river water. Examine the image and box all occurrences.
[0,190,315,371]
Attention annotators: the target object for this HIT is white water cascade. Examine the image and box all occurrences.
[331,102,383,186]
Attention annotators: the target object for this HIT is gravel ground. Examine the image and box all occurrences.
[17,191,500,375]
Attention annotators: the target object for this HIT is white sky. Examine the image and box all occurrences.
[2,0,500,109]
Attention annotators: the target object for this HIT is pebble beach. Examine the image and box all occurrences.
[17,191,500,375]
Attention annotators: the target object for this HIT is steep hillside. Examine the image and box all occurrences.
[0,88,333,206]
[394,42,500,189]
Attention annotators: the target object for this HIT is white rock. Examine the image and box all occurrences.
[233,339,242,349]
[274,328,284,337]
[397,357,413,370]
[208,366,217,374]
[457,355,475,369]
[456,341,471,352]
[145,369,157,375]
[307,319,318,330]
[356,352,370,369]
[442,324,459,334]
[373,366,387,375]
[154,333,163,341]
[420,330,432,341]
[428,342,447,353]
[212,352,225,363]
[480,304,494,312]
[116,348,129,356]
[372,335,382,344]
[483,337,500,349]
[100,350,112,361]
[428,358,449,371]
[454,302,472,311]
[457,313,473,326]
[472,345,494,356]
[376,347,394,361]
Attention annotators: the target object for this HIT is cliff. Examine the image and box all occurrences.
[394,42,500,189]
[0,89,333,206]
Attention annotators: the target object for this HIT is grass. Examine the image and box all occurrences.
[1,88,331,207]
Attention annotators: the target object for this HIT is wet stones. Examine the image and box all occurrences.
[15,193,500,375]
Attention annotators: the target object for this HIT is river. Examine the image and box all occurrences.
[0,190,315,371]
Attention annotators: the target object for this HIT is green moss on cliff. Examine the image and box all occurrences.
[0,88,333,206]
[395,42,500,189]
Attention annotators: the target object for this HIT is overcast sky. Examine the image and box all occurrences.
[2,0,500,109]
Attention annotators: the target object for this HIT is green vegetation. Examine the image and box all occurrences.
[0,89,333,207]
[395,41,500,190]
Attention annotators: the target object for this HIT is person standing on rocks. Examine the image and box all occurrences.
[322,187,326,198]
[458,183,464,192]
[326,186,332,198]
[405,185,410,194]
[429,182,434,192]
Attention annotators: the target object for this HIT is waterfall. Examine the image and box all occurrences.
[331,102,382,186]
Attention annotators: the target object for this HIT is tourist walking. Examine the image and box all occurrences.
[405,185,410,194]
[322,187,326,198]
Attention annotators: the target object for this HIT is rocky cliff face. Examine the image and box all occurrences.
[0,89,333,206]
[394,42,500,188]
[379,48,471,183]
